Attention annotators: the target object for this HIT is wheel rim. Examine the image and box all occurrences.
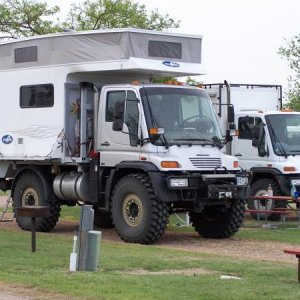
[122,194,144,227]
[254,189,273,210]
[21,188,39,206]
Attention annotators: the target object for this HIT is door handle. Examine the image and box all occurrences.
[101,141,110,146]
[234,153,242,157]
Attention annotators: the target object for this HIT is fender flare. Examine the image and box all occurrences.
[11,166,51,199]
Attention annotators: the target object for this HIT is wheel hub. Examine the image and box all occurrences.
[122,194,143,227]
[22,188,39,206]
[254,189,273,210]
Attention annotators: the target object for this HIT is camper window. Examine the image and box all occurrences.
[148,41,182,59]
[20,84,54,108]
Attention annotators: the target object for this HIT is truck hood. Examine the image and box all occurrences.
[148,144,239,172]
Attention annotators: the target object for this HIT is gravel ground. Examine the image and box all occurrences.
[1,196,299,299]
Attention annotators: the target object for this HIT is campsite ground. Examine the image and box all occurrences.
[1,196,300,299]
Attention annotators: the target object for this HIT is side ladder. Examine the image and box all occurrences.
[0,192,14,222]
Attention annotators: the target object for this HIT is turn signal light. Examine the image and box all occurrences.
[161,161,180,168]
[233,161,239,168]
[149,128,165,135]
[284,166,296,172]
[131,80,141,85]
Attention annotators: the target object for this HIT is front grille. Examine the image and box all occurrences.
[189,157,221,169]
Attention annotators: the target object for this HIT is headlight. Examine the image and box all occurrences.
[236,176,248,186]
[169,178,188,188]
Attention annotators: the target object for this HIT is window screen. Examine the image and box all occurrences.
[148,41,182,59]
[15,46,38,63]
[20,84,54,108]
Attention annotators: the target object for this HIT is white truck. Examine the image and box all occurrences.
[204,82,300,220]
[0,29,249,244]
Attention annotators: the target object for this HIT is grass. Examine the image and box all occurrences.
[0,226,300,300]
[1,206,300,299]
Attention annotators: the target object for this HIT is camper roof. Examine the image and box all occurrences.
[0,28,204,77]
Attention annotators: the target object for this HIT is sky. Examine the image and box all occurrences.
[49,0,300,94]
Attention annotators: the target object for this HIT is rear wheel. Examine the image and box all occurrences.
[13,170,60,231]
[190,197,245,238]
[248,178,285,221]
[111,174,169,244]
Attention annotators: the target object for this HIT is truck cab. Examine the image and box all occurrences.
[204,82,300,219]
[234,110,300,198]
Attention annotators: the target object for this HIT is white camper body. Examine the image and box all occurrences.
[205,83,300,219]
[0,29,249,243]
[0,29,204,162]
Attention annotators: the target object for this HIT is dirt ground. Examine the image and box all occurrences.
[1,196,299,299]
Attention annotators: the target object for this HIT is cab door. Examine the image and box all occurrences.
[232,115,266,169]
[99,87,141,166]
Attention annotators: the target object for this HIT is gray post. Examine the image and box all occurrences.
[77,205,94,271]
[86,230,102,271]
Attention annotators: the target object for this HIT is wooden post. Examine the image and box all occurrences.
[17,206,50,252]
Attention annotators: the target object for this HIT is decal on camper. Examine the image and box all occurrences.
[2,135,13,144]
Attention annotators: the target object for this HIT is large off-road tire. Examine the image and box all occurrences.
[93,208,114,228]
[13,170,61,232]
[111,174,169,244]
[189,198,245,238]
[248,178,285,221]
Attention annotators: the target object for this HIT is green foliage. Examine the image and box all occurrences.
[185,76,203,87]
[279,34,300,111]
[0,0,180,40]
[151,76,203,86]
[0,0,61,38]
[66,0,180,31]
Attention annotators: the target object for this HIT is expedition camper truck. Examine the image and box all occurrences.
[0,29,249,244]
[205,82,300,220]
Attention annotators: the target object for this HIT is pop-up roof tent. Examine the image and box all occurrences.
[0,28,204,77]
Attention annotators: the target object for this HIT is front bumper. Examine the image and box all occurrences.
[149,171,250,203]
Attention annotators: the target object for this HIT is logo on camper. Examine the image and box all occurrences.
[2,135,13,144]
[163,61,180,68]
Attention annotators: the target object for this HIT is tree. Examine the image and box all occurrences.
[0,0,61,38]
[66,0,179,31]
[0,0,180,39]
[278,34,300,111]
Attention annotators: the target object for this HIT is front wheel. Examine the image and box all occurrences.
[190,197,245,238]
[13,170,61,232]
[248,178,285,221]
[111,174,169,244]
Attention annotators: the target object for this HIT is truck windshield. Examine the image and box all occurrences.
[266,114,300,156]
[140,87,223,146]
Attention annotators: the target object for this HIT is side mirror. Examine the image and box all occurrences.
[112,119,123,131]
[227,105,235,123]
[225,123,237,142]
[112,101,124,131]
[225,129,233,142]
[252,123,267,157]
[113,101,124,119]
